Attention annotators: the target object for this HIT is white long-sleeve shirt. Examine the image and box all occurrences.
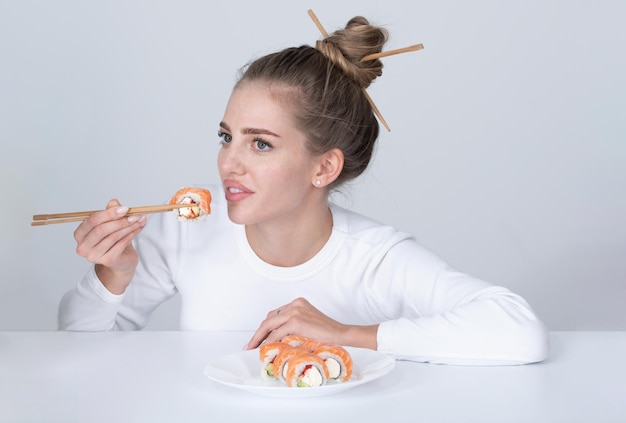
[59,185,549,365]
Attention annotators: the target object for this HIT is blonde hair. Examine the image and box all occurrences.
[235,16,389,189]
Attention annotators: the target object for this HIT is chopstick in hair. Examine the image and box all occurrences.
[307,9,392,131]
[361,44,424,61]
[31,203,191,226]
[306,9,424,132]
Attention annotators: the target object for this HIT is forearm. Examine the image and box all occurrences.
[377,291,549,365]
[58,267,124,331]
[341,324,379,350]
[95,264,135,295]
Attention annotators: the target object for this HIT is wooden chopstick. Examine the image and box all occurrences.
[32,216,100,226]
[31,203,192,226]
[307,9,392,132]
[361,44,424,61]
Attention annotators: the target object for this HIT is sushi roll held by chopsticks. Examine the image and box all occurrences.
[169,187,212,222]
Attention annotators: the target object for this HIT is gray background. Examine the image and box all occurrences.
[1,0,624,330]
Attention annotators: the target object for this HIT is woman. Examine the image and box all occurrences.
[59,16,548,365]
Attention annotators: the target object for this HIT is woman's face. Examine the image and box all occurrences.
[217,81,319,226]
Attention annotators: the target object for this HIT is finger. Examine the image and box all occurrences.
[106,198,121,209]
[88,217,146,258]
[74,199,129,242]
[77,216,146,262]
[259,324,294,346]
[90,222,145,267]
[245,307,288,350]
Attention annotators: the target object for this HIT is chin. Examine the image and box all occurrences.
[226,205,251,225]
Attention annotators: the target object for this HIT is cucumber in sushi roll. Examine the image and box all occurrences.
[284,353,329,388]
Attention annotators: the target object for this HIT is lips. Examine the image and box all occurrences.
[223,179,254,202]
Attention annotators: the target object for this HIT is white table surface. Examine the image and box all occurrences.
[1,331,624,423]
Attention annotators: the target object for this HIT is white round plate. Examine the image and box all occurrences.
[203,347,395,398]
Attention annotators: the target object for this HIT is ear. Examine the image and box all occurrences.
[312,148,344,188]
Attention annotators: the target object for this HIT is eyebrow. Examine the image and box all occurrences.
[219,121,281,138]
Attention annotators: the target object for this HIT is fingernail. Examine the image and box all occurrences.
[116,206,129,215]
[127,215,146,224]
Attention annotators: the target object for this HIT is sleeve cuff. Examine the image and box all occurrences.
[84,266,126,304]
[376,320,396,354]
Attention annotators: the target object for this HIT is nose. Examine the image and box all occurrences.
[217,141,245,176]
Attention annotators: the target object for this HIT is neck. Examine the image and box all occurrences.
[245,203,333,267]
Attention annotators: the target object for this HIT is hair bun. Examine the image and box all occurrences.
[315,16,388,88]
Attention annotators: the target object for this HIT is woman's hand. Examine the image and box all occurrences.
[74,199,147,295]
[246,297,379,350]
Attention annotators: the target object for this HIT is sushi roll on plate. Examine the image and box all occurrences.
[204,345,396,397]
[259,342,292,379]
[284,352,330,388]
[313,344,353,382]
[280,335,312,347]
[272,346,309,383]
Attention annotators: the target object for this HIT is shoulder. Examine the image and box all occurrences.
[330,203,414,247]
[330,203,447,267]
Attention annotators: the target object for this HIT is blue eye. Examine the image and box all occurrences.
[218,130,232,144]
[254,138,272,151]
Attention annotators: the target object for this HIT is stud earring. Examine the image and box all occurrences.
[315,180,322,186]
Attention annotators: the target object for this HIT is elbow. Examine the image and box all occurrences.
[495,301,550,365]
[464,317,549,366]
[494,293,550,365]
[514,317,550,364]
[470,317,550,366]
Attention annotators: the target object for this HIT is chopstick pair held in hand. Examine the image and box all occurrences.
[31,203,192,226]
